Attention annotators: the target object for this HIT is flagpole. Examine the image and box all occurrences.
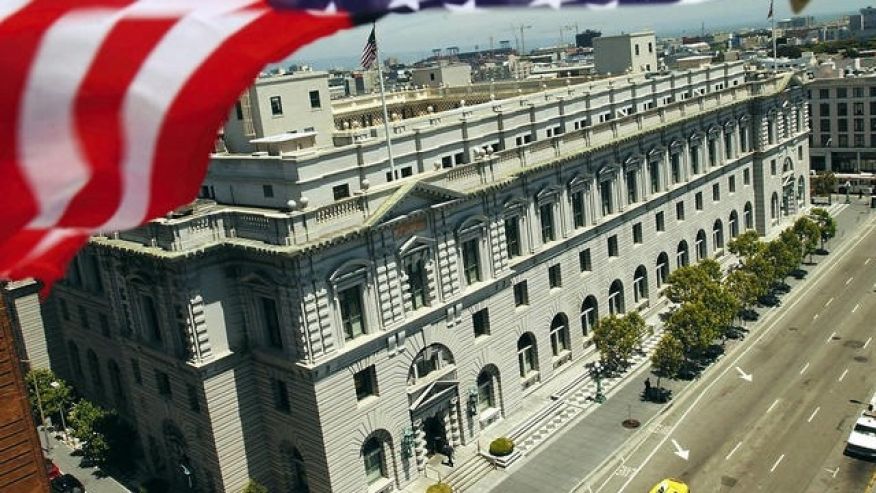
[372,22,397,181]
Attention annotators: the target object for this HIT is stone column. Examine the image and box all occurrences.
[448,398,462,447]
[413,420,427,471]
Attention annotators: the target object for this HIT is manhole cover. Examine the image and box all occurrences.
[622,419,640,429]
[844,340,865,348]
[721,476,738,487]
[854,356,869,363]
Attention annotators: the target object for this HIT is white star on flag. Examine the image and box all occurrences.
[388,0,421,10]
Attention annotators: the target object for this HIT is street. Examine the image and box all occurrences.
[40,428,130,493]
[591,206,876,493]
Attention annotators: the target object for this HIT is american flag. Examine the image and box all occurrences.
[768,0,774,19]
[0,0,713,285]
[361,26,378,70]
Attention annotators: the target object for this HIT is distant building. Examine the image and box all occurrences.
[850,6,876,30]
[410,63,471,88]
[224,70,334,153]
[575,29,601,48]
[807,73,876,173]
[777,16,815,29]
[3,280,53,370]
[672,55,714,71]
[594,32,658,75]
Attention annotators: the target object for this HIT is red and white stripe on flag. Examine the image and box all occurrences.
[0,1,353,286]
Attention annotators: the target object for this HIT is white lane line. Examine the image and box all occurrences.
[865,337,872,350]
[839,368,849,382]
[767,399,780,413]
[846,277,854,286]
[826,331,836,343]
[807,407,820,423]
[770,454,785,473]
[825,297,834,307]
[852,303,860,313]
[800,362,810,375]
[866,258,872,266]
[725,441,743,461]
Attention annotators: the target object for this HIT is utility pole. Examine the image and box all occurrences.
[515,24,532,55]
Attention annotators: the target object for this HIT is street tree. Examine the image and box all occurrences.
[700,283,740,338]
[68,399,112,465]
[727,230,763,262]
[766,233,803,283]
[651,334,684,387]
[793,216,821,263]
[241,480,269,493]
[665,264,716,305]
[25,369,72,422]
[625,311,651,352]
[742,253,777,297]
[665,301,718,359]
[809,208,836,249]
[725,268,759,312]
[810,172,837,197]
[593,314,640,370]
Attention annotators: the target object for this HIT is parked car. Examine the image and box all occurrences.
[50,474,85,493]
[649,478,690,493]
[44,459,62,481]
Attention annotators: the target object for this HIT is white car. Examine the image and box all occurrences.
[845,400,876,459]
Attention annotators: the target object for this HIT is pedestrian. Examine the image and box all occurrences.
[644,377,652,392]
[443,443,455,467]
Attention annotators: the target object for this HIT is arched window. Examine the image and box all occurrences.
[783,157,793,173]
[362,437,388,485]
[549,314,570,358]
[771,192,780,220]
[633,266,648,303]
[477,366,500,412]
[713,220,725,250]
[744,202,754,230]
[86,349,103,393]
[408,344,455,386]
[580,296,598,336]
[281,444,310,493]
[517,333,539,380]
[608,280,625,315]
[729,210,739,238]
[107,360,125,405]
[67,341,83,377]
[676,240,690,268]
[695,230,708,260]
[655,253,670,288]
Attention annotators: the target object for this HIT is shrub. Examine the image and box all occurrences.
[426,483,453,493]
[489,437,514,457]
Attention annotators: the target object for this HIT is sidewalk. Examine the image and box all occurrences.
[40,427,130,493]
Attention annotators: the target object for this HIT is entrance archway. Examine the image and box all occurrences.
[422,414,447,456]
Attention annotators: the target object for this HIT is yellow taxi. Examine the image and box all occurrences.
[648,478,690,493]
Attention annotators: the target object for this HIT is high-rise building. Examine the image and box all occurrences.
[575,29,602,48]
[807,74,876,173]
[48,61,810,492]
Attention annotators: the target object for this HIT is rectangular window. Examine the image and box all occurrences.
[401,167,413,178]
[838,119,848,132]
[78,305,90,330]
[187,384,201,413]
[540,203,555,243]
[339,286,365,340]
[99,313,111,338]
[855,134,865,147]
[729,175,736,193]
[441,156,453,168]
[332,184,350,201]
[838,103,848,117]
[871,101,876,115]
[724,133,733,160]
[513,281,529,307]
[655,211,665,232]
[690,146,700,174]
[743,168,751,185]
[855,102,865,116]
[309,90,321,109]
[548,264,563,288]
[572,191,585,228]
[273,378,291,412]
[131,359,142,385]
[406,259,429,310]
[142,296,162,343]
[626,170,638,204]
[820,118,831,131]
[263,184,274,198]
[708,139,718,166]
[156,371,172,398]
[269,96,283,115]
[695,192,703,210]
[819,89,829,99]
[854,87,865,98]
[770,159,777,175]
[839,135,849,147]
[600,181,613,215]
[579,249,592,272]
[671,153,681,184]
[676,201,685,221]
[607,235,619,257]
[649,161,660,193]
[712,183,720,201]
[856,119,865,132]
[59,299,70,321]
[235,101,244,120]
[472,309,490,338]
[504,218,521,258]
[354,366,378,401]
[740,130,748,153]
[819,102,830,116]
[632,223,643,244]
[454,152,465,165]
[838,88,848,98]
[462,238,482,285]
[261,297,283,349]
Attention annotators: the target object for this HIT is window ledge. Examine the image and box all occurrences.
[520,371,540,390]
[357,395,380,410]
[552,351,572,369]
[479,407,501,428]
[367,477,393,493]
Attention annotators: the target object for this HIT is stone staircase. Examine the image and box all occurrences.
[445,454,495,492]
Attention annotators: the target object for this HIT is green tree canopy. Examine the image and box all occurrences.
[793,216,821,261]
[727,230,764,261]
[809,208,836,247]
[665,301,718,357]
[651,334,684,386]
[666,264,717,305]
[241,480,269,493]
[726,268,760,309]
[25,369,72,420]
[810,172,836,196]
[593,313,643,368]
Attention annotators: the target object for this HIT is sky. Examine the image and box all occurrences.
[285,0,869,69]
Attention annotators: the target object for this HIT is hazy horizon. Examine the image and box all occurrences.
[283,0,869,70]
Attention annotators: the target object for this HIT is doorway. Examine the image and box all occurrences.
[422,414,447,456]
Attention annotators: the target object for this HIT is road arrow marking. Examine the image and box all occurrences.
[671,439,689,461]
[736,367,753,382]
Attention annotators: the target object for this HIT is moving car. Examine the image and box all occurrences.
[845,398,876,459]
[648,478,690,493]
[50,473,85,493]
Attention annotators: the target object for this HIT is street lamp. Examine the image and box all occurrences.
[592,362,606,404]
[30,377,52,455]
[50,381,67,439]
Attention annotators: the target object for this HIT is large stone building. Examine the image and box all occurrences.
[48,61,810,492]
[807,72,876,174]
